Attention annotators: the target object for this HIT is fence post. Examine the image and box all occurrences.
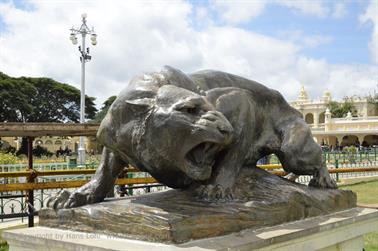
[27,137,35,227]
[359,152,362,162]
[41,189,44,208]
[326,152,329,163]
[342,152,345,164]
[0,197,3,223]
[127,171,133,196]
[335,159,339,182]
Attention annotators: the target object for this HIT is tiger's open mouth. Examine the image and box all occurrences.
[185,142,221,179]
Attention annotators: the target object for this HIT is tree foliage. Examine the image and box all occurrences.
[32,145,53,158]
[92,95,117,122]
[327,98,357,118]
[0,138,16,154]
[0,77,35,122]
[0,72,98,156]
[367,93,378,113]
[0,72,97,123]
[0,152,18,164]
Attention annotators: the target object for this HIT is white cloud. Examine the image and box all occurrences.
[296,57,329,92]
[212,1,341,26]
[212,0,267,24]
[360,0,378,64]
[194,6,213,28]
[294,58,378,101]
[276,0,329,18]
[327,64,378,98]
[278,30,333,49]
[0,0,376,109]
[0,0,198,104]
[332,2,347,19]
[198,27,297,78]
[303,35,333,48]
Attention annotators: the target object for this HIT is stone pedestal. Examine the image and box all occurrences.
[37,168,356,243]
[3,208,378,251]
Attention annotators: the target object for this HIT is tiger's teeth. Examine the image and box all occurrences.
[194,151,202,164]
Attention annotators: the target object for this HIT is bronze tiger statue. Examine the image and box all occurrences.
[48,66,336,209]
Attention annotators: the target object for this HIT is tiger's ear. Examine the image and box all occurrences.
[125,98,154,114]
[162,65,199,93]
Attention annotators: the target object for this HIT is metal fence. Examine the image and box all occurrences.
[0,185,167,223]
[0,163,164,224]
[0,162,378,226]
[323,150,378,164]
[293,160,378,185]
[266,149,378,165]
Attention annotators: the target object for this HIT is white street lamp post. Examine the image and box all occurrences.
[69,13,97,165]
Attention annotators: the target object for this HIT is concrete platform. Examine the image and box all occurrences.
[38,168,356,244]
[3,207,378,251]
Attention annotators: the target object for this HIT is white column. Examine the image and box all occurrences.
[336,136,344,147]
[357,135,365,146]
[314,111,319,128]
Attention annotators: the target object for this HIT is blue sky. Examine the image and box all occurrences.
[186,0,374,64]
[0,0,33,30]
[0,0,377,104]
[244,2,372,64]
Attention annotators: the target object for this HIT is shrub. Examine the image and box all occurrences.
[32,145,53,158]
[343,146,357,163]
[0,152,18,164]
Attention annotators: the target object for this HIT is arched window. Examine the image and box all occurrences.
[341,135,359,147]
[363,135,378,147]
[305,113,314,124]
[319,112,325,124]
[45,140,53,145]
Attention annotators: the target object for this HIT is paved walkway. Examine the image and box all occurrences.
[0,217,38,230]
[358,204,378,209]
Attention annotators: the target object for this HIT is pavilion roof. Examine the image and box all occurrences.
[0,122,100,137]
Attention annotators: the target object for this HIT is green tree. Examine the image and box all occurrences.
[0,152,18,164]
[327,98,357,118]
[367,93,378,115]
[32,145,53,158]
[22,77,97,122]
[0,78,36,122]
[0,72,97,122]
[93,95,117,122]
[0,72,98,155]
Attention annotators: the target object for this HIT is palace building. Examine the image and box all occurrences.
[291,87,378,148]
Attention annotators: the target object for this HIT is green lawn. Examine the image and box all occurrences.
[340,179,378,205]
[0,224,26,251]
[340,179,378,251]
[0,243,8,251]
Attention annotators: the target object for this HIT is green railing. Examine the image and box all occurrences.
[0,163,98,184]
[322,150,378,164]
[264,149,378,166]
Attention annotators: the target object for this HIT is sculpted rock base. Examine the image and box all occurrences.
[39,168,356,244]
